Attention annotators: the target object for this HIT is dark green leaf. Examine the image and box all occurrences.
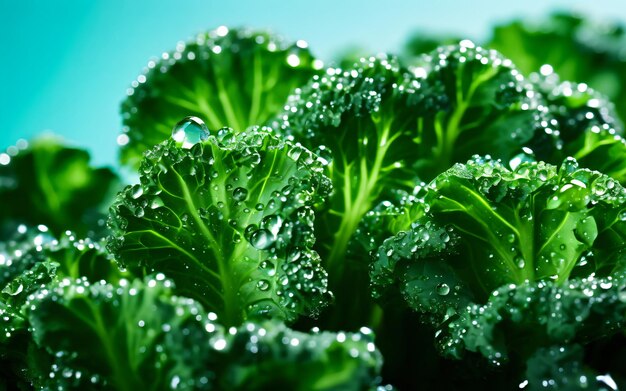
[373,156,626,374]
[28,276,384,391]
[489,12,626,123]
[530,72,626,184]
[211,321,383,391]
[0,135,119,239]
[440,275,626,367]
[120,27,322,167]
[282,46,550,328]
[29,277,220,391]
[0,227,133,387]
[523,344,618,391]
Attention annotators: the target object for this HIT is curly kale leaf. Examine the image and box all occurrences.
[489,12,626,123]
[28,277,221,391]
[28,276,384,391]
[0,227,132,388]
[353,188,427,257]
[210,321,383,391]
[373,157,626,367]
[522,344,624,391]
[281,45,550,328]
[440,275,626,373]
[529,72,626,184]
[409,42,553,180]
[0,136,119,239]
[441,273,626,360]
[108,126,332,327]
[375,157,626,305]
[0,227,130,341]
[120,27,322,167]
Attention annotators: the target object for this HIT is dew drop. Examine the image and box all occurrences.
[172,116,209,149]
[288,145,303,161]
[216,128,235,145]
[250,229,274,250]
[131,184,143,199]
[233,187,248,202]
[436,283,450,296]
[257,280,270,291]
[134,207,145,218]
[170,376,181,389]
[261,214,283,237]
[4,283,23,296]
[600,281,612,290]
[150,197,164,209]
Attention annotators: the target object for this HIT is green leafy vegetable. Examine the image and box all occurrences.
[281,43,551,329]
[529,72,626,183]
[108,126,332,327]
[29,277,385,391]
[7,14,626,391]
[489,12,626,123]
[209,321,383,390]
[523,344,624,391]
[0,136,119,239]
[120,27,323,167]
[0,227,131,388]
[29,277,220,390]
[373,156,626,384]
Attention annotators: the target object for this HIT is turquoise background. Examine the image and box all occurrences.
[2,0,626,168]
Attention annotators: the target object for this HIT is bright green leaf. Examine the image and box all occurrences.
[108,126,331,326]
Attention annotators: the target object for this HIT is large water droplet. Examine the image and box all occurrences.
[250,229,274,250]
[134,207,145,218]
[436,283,450,296]
[172,116,209,149]
[261,214,283,237]
[257,280,270,291]
[131,184,143,199]
[315,145,333,165]
[233,187,248,202]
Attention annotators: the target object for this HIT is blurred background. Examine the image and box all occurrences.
[2,0,626,168]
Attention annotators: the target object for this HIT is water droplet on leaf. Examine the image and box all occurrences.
[250,229,274,250]
[233,187,248,202]
[172,116,209,149]
[436,283,450,296]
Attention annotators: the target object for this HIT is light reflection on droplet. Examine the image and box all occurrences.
[172,116,209,149]
[216,26,229,37]
[287,54,301,67]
